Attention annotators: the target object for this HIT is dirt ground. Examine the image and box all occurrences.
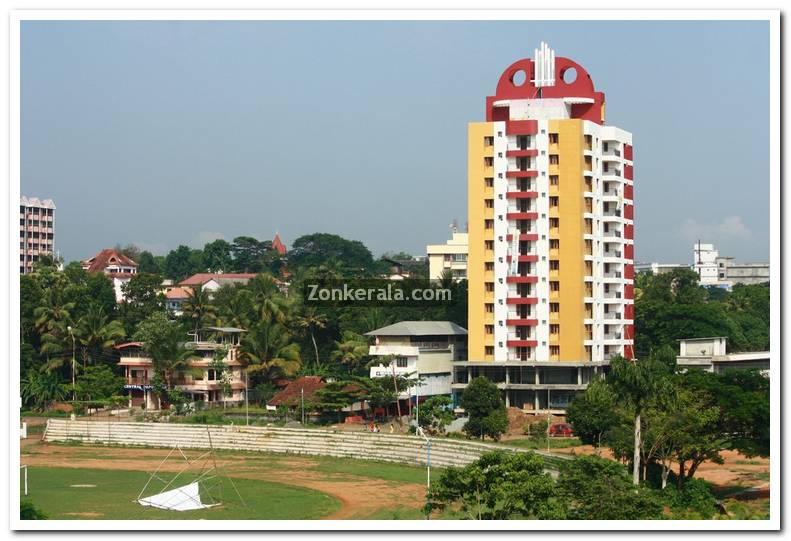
[551,443,770,497]
[20,437,425,520]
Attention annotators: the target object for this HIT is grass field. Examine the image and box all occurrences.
[20,438,431,520]
[21,467,340,520]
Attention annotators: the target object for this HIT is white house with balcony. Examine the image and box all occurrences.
[117,327,247,409]
[366,321,468,403]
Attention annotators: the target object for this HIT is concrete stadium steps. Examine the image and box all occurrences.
[43,419,570,470]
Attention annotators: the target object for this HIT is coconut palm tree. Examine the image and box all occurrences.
[330,331,369,374]
[295,308,327,370]
[239,320,301,385]
[248,274,289,324]
[33,290,75,373]
[180,285,218,332]
[216,289,256,330]
[75,303,126,368]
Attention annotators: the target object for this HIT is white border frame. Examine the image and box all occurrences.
[7,8,780,532]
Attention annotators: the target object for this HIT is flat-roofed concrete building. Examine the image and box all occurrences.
[20,196,55,274]
[676,336,769,376]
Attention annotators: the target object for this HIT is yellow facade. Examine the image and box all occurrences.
[467,122,494,362]
[550,119,588,362]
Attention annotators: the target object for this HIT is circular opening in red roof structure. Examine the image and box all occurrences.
[561,66,578,84]
[511,69,527,87]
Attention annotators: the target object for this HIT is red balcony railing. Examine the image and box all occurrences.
[506,318,538,326]
[506,276,538,283]
[506,212,538,221]
[505,191,539,199]
[506,297,539,305]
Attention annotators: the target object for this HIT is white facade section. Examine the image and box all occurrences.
[426,232,468,280]
[583,123,634,361]
[533,120,551,362]
[492,121,510,361]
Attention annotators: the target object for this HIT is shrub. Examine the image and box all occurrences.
[660,477,719,519]
[20,500,47,520]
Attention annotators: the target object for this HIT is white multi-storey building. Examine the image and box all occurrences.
[456,43,635,413]
[19,196,55,274]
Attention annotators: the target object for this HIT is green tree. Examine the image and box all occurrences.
[136,250,161,274]
[74,364,124,402]
[607,352,672,485]
[566,378,620,447]
[249,273,289,323]
[203,239,233,272]
[295,308,328,370]
[556,455,664,520]
[21,368,67,411]
[288,233,375,275]
[426,451,563,520]
[180,285,217,332]
[20,500,47,520]
[119,273,165,334]
[133,313,197,405]
[163,245,204,282]
[460,377,509,441]
[75,304,125,367]
[415,395,454,435]
[330,331,369,374]
[239,320,301,385]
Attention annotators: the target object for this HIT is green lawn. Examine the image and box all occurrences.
[21,467,340,520]
[498,437,583,450]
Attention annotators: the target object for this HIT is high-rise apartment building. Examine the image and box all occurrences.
[19,196,56,274]
[453,44,635,412]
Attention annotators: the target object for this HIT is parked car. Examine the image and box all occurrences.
[548,423,574,437]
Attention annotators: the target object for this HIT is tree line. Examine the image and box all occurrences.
[20,232,466,412]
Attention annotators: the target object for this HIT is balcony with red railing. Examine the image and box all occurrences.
[506,318,538,326]
[506,233,539,241]
[506,212,538,221]
[506,338,538,348]
[506,275,538,283]
[506,297,538,305]
[505,170,538,178]
[505,148,539,158]
[506,191,539,199]
[506,254,539,263]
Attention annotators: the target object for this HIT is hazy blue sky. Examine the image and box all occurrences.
[21,20,770,264]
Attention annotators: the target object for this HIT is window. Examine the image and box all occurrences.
[603,142,609,152]
[485,325,494,335]
[396,357,408,368]
[485,199,494,209]
[550,345,560,356]
[485,262,494,271]
[485,346,494,356]
[485,282,494,292]
[484,157,494,167]
[485,177,494,187]
[484,136,494,146]
[550,324,560,334]
[485,219,494,230]
[550,281,560,292]
[485,303,494,313]
[549,218,559,228]
[207,369,217,381]
[550,175,559,186]
[549,133,559,144]
[549,239,559,250]
[550,303,560,313]
[549,154,559,165]
[484,240,494,250]
[549,196,559,207]
[549,260,560,271]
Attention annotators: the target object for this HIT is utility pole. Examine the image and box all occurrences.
[244,370,249,426]
[68,326,76,401]
[301,387,305,425]
[391,361,402,419]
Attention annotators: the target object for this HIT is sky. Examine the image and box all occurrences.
[20,19,770,264]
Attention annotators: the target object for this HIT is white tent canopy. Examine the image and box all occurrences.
[138,481,217,512]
